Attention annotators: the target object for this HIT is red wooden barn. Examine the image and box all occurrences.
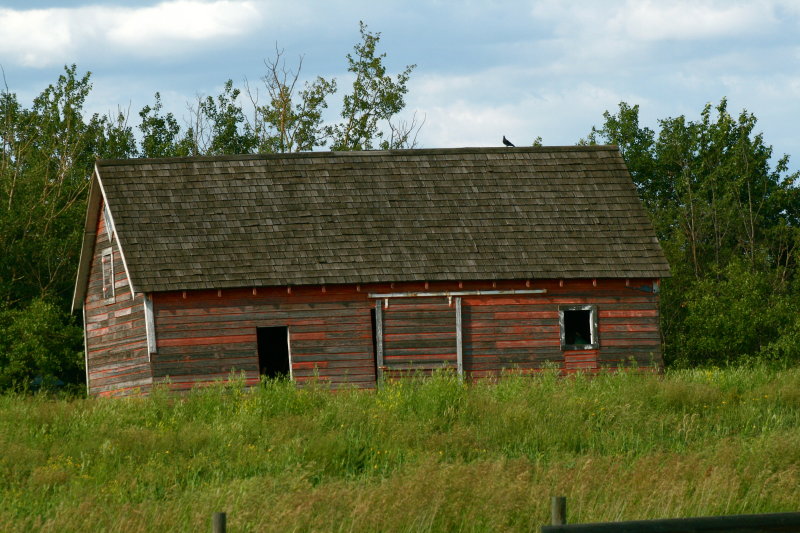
[72,146,670,396]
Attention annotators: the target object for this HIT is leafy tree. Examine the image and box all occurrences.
[587,100,800,366]
[99,109,138,160]
[0,65,132,391]
[246,47,337,153]
[192,80,258,156]
[328,22,418,151]
[246,24,420,154]
[135,23,420,158]
[138,93,192,158]
[0,65,131,307]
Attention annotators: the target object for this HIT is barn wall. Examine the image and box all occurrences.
[83,203,152,396]
[147,278,661,392]
[151,285,377,390]
[462,279,661,377]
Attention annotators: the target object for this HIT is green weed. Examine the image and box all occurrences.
[1,366,799,531]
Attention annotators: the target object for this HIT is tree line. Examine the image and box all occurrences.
[1,23,798,392]
[584,101,800,366]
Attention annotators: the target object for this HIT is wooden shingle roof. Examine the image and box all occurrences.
[86,146,670,296]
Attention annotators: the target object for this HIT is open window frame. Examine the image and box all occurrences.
[559,304,599,350]
[101,247,115,303]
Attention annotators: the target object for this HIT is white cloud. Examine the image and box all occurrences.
[516,0,800,103]
[0,1,264,68]
[0,8,75,67]
[106,1,262,50]
[532,0,778,43]
[608,1,773,42]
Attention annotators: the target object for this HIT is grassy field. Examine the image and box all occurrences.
[1,365,799,532]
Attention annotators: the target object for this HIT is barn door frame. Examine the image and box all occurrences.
[370,289,547,386]
[372,295,462,385]
[374,299,385,384]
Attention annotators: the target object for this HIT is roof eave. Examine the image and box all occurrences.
[71,168,102,312]
[72,164,139,311]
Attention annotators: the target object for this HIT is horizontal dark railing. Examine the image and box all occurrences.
[542,496,800,533]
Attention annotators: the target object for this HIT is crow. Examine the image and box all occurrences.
[502,136,515,147]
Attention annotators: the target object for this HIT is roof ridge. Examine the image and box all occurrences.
[95,145,620,166]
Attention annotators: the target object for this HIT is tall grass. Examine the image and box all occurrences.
[1,365,799,532]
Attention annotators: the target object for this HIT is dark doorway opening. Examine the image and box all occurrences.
[257,326,290,379]
[370,308,378,382]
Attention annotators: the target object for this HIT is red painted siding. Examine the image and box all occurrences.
[83,203,152,396]
[382,297,457,376]
[152,285,376,390]
[139,278,661,394]
[462,280,661,377]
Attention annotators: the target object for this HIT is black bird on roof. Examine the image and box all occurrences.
[502,136,515,147]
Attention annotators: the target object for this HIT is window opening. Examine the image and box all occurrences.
[257,326,290,379]
[103,203,115,239]
[101,248,114,301]
[560,305,598,349]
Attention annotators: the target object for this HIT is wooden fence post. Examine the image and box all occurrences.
[551,496,567,526]
[212,512,226,533]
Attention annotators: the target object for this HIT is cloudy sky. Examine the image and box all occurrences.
[1,0,798,171]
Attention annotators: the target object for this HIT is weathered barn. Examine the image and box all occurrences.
[72,146,670,396]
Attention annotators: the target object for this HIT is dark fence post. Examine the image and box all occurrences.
[212,512,226,533]
[551,496,567,525]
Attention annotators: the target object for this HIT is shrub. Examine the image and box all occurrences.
[0,299,84,393]
[669,261,797,366]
